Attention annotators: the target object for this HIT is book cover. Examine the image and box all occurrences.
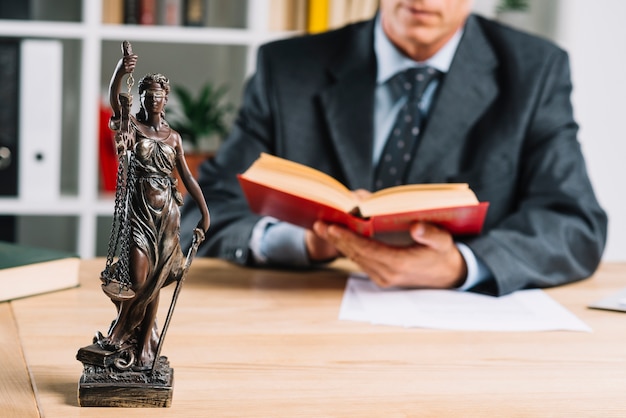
[307,0,329,33]
[102,0,124,24]
[238,175,489,238]
[0,241,80,302]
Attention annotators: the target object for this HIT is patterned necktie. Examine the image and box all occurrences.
[374,66,441,191]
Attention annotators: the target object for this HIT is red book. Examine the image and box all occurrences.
[138,0,156,25]
[238,153,489,238]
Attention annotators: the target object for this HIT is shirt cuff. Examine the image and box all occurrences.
[455,242,492,291]
[249,217,310,266]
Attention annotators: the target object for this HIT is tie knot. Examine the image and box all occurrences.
[388,66,441,101]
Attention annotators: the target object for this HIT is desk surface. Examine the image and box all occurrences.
[3,258,626,417]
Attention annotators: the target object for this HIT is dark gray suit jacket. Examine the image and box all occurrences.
[180,14,607,296]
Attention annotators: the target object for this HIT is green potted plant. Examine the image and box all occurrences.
[496,0,529,12]
[168,81,234,153]
[168,81,234,195]
[496,0,531,31]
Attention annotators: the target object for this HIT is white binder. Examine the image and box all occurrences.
[18,39,63,201]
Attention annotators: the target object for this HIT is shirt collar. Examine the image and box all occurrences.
[374,13,464,84]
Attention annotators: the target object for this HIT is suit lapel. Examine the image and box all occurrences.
[407,15,499,181]
[318,20,377,190]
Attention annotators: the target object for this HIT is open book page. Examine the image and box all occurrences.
[240,153,356,212]
[339,276,591,332]
[239,153,489,236]
[242,153,480,216]
[358,183,479,217]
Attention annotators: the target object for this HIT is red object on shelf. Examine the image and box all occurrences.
[99,103,118,193]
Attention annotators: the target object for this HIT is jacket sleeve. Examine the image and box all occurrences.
[466,49,608,296]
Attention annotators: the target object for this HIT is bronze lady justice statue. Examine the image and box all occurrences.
[77,42,210,407]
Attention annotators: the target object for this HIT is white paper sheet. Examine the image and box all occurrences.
[339,275,591,332]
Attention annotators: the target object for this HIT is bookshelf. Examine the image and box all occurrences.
[0,0,293,258]
[0,0,378,258]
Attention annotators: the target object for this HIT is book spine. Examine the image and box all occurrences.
[124,0,139,24]
[349,0,378,22]
[307,0,330,33]
[183,0,205,26]
[102,0,125,24]
[267,0,289,31]
[138,0,157,25]
[18,39,63,201]
[292,0,308,31]
[328,0,350,29]
[157,0,182,26]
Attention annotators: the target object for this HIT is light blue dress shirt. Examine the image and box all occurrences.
[250,15,492,291]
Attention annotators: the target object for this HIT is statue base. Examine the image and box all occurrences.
[77,343,173,407]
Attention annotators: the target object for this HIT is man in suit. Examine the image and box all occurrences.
[180,0,607,296]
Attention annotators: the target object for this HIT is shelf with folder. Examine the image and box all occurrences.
[0,0,381,259]
[0,0,292,259]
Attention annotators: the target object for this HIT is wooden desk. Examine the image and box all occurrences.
[3,258,626,417]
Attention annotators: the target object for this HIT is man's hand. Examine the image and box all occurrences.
[311,220,468,289]
[305,229,342,262]
[304,189,371,263]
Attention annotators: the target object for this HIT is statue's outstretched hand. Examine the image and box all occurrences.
[192,227,205,245]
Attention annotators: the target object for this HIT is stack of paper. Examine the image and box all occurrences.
[339,275,591,332]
